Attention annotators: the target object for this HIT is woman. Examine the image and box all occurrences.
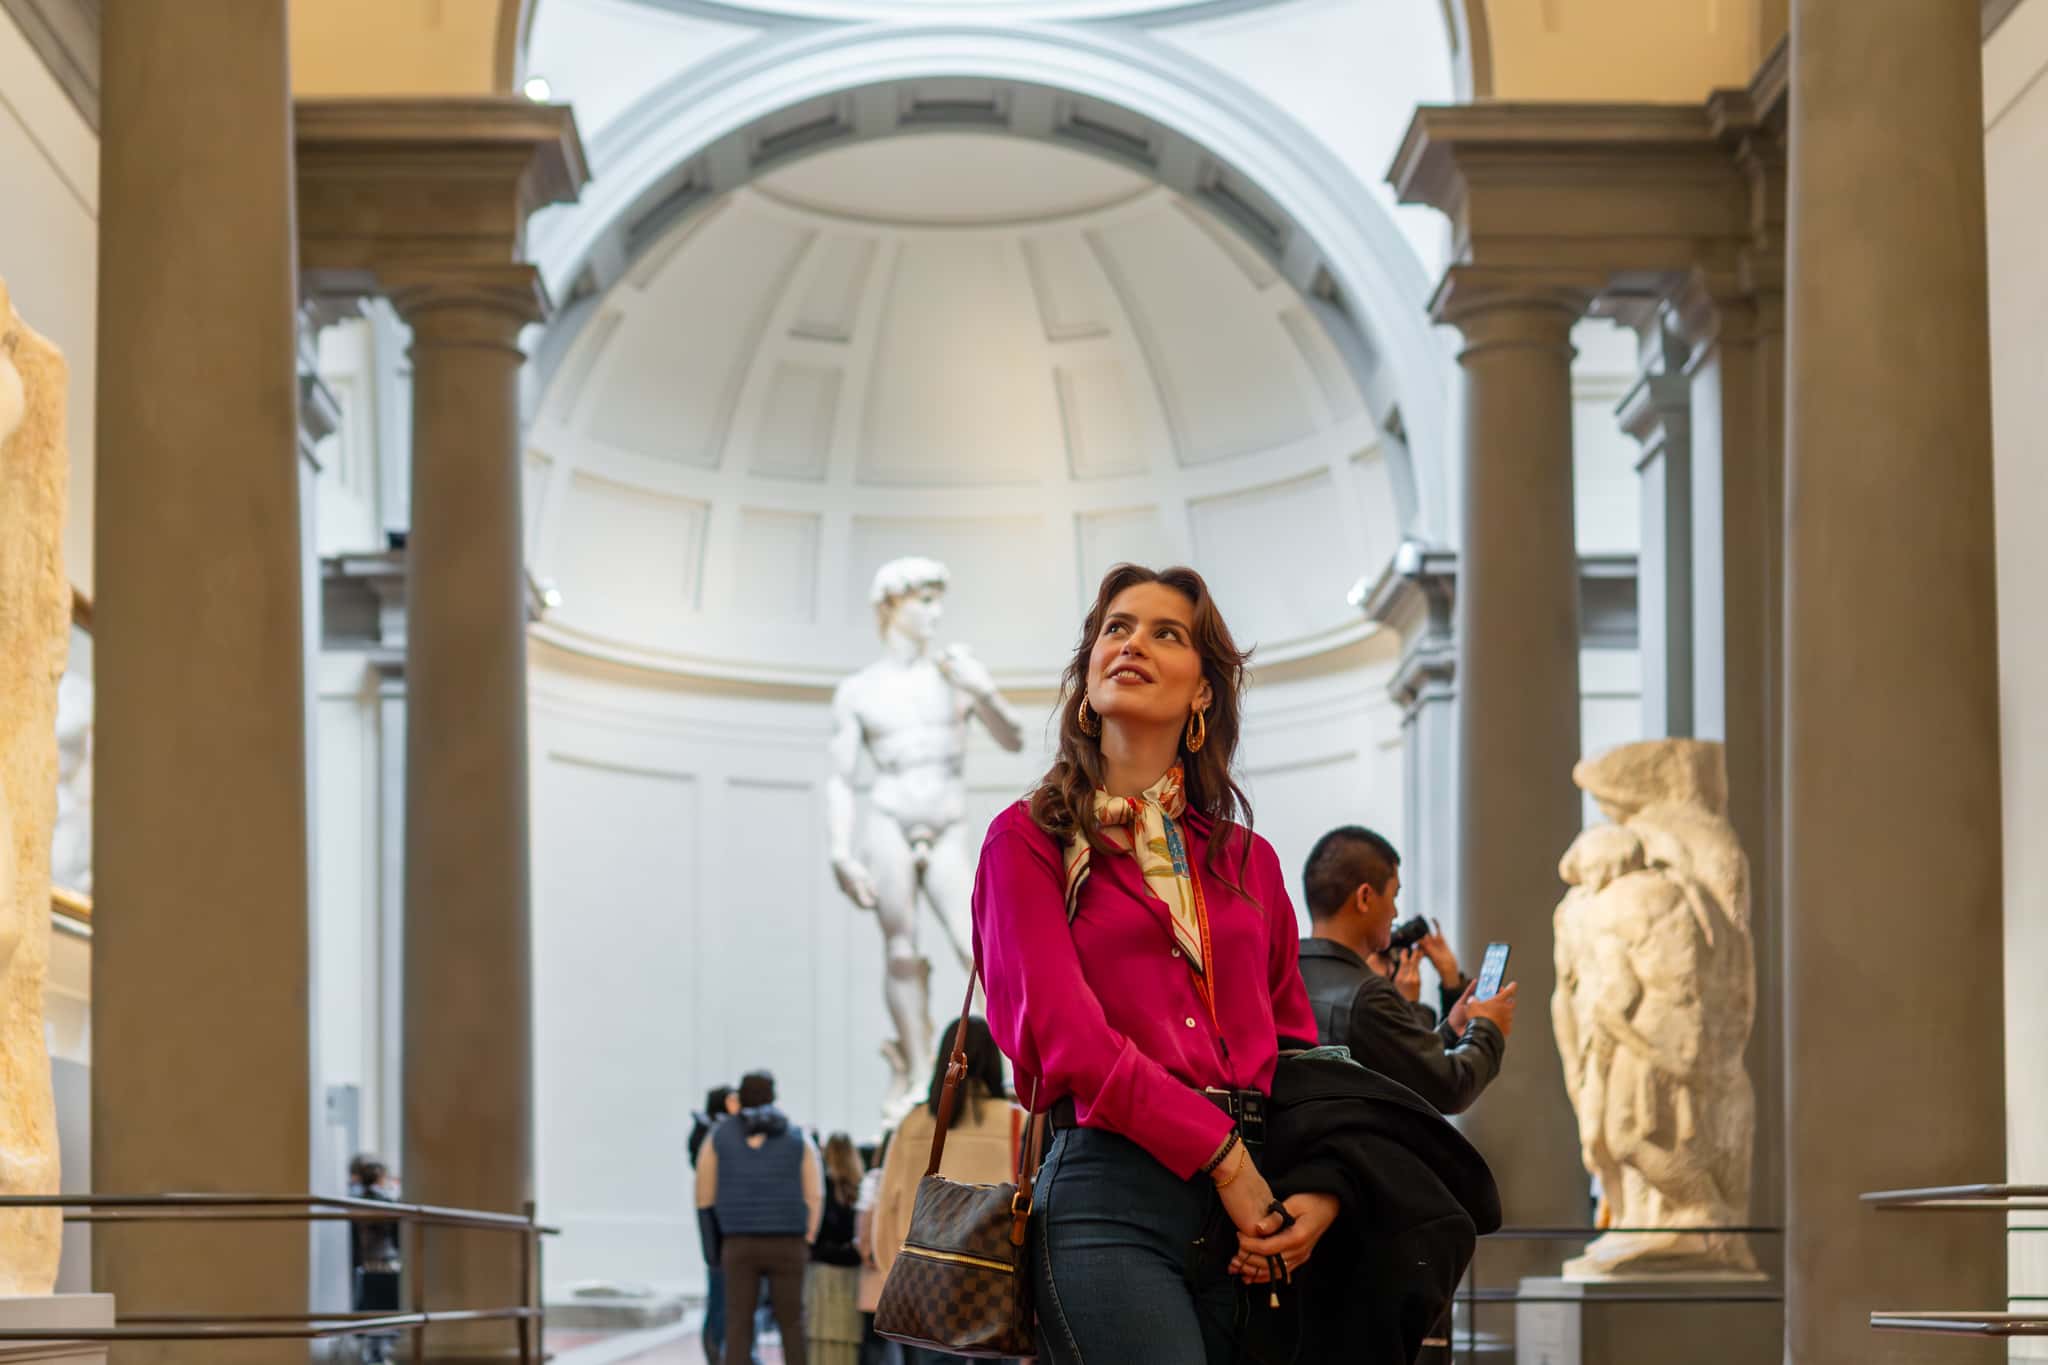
[873,1015,1024,1365]
[806,1133,867,1365]
[973,563,1342,1364]
[688,1085,739,1364]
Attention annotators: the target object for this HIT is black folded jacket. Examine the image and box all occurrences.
[1243,1050,1501,1365]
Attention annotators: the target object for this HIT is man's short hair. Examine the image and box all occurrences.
[1302,826,1401,920]
[869,556,948,634]
[737,1070,776,1109]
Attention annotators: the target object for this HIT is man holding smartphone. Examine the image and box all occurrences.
[1295,826,1517,1115]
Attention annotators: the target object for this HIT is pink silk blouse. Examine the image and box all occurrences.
[971,801,1319,1179]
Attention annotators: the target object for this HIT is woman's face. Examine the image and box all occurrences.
[1085,582,1213,732]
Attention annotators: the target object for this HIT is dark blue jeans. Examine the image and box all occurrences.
[1031,1126,1251,1364]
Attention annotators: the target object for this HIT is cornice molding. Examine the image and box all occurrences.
[0,0,97,131]
[642,0,1293,19]
[1355,543,1640,712]
[527,612,1386,694]
[296,98,588,211]
[296,97,588,297]
[1986,0,2029,40]
[1389,53,1788,334]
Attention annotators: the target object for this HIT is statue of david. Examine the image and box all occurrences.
[827,557,1023,1114]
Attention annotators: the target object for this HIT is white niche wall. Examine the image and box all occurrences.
[528,633,1405,1296]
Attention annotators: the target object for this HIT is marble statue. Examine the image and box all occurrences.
[0,277,71,1294]
[51,660,90,898]
[828,557,1024,1114]
[1553,739,1758,1279]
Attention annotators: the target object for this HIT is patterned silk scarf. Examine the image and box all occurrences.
[1062,765,1218,1018]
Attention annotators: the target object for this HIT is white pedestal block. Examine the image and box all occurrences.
[0,1294,113,1363]
[1515,1276,1779,1365]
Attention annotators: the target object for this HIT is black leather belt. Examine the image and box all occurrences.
[1046,1087,1268,1147]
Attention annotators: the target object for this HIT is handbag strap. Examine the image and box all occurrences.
[921,954,1049,1203]
[924,964,981,1177]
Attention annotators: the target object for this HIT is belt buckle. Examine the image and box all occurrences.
[1204,1087,1265,1144]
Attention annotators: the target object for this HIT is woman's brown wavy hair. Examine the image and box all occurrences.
[1027,564,1255,885]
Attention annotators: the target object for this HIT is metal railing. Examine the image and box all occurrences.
[1865,1183,2048,1339]
[1453,1223,1785,1360]
[0,1192,556,1359]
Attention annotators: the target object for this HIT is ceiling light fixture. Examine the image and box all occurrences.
[522,75,553,103]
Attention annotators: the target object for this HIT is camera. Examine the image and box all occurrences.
[1387,916,1430,954]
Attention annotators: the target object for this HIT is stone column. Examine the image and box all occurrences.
[1436,273,1591,1232]
[93,2,316,1357]
[297,102,581,1360]
[1364,543,1460,934]
[1672,270,1789,1240]
[1616,312,1694,739]
[393,267,545,1362]
[1784,2,2005,1361]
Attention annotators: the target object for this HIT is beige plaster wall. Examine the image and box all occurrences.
[290,0,523,95]
[1984,3,2048,1353]
[1480,0,1784,101]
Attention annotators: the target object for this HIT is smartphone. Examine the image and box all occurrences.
[1474,942,1511,1001]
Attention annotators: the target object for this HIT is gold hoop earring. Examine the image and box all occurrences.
[1077,695,1100,737]
[1186,707,1208,754]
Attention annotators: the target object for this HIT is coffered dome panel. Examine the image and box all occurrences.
[526,134,1401,685]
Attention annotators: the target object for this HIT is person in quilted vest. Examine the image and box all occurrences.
[697,1071,824,1365]
[873,1016,1023,1364]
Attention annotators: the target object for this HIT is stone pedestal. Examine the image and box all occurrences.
[1513,1277,1776,1365]
[545,1288,688,1332]
[0,1293,113,1364]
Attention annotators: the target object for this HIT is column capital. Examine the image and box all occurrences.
[1429,267,1593,353]
[1360,540,1459,716]
[383,263,549,343]
[1668,264,1781,352]
[1617,370,1693,458]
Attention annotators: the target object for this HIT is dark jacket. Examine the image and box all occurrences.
[1246,1051,1502,1365]
[811,1191,861,1267]
[1297,939,1504,1115]
[688,1110,720,1168]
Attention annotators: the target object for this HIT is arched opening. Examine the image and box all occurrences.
[524,23,1459,540]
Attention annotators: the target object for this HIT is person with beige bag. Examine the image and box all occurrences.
[872,1017,1025,1364]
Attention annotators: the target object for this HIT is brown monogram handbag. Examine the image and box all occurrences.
[874,961,1046,1359]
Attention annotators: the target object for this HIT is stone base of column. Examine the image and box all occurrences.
[0,1293,114,1364]
[1513,1276,1777,1365]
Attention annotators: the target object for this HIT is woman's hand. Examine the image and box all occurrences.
[1211,1145,1286,1241]
[1230,1192,1342,1282]
[1419,920,1463,989]
[1393,948,1424,1003]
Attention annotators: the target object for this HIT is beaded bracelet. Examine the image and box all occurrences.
[1199,1129,1241,1179]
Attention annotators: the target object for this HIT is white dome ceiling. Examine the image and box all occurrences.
[525,134,1404,686]
[612,0,1281,20]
